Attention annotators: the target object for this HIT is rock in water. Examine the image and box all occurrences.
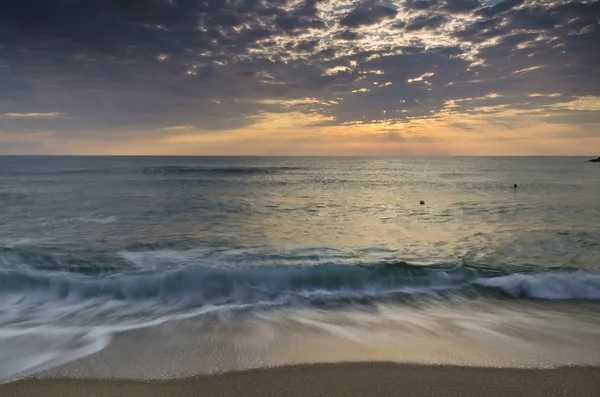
[589,157,600,163]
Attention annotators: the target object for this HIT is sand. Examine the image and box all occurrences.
[2,363,600,397]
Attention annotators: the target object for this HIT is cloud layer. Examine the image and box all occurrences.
[1,0,599,153]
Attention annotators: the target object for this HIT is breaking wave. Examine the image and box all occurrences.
[2,258,599,310]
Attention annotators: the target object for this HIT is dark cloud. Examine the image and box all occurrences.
[498,32,538,46]
[477,0,524,17]
[0,0,329,55]
[405,15,449,31]
[294,0,328,17]
[296,39,322,52]
[335,29,361,40]
[404,0,479,13]
[505,7,559,30]
[339,1,398,27]
[275,14,328,34]
[550,0,600,18]
[392,20,407,29]
[404,0,481,14]
[443,0,480,13]
[0,0,207,54]
[453,17,506,42]
[404,0,438,10]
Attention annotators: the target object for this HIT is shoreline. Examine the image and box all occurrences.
[2,362,600,397]
[4,299,599,382]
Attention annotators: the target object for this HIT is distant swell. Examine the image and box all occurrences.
[141,165,306,175]
[52,169,113,175]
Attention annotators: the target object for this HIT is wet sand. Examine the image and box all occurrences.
[2,363,600,397]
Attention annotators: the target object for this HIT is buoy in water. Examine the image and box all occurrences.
[420,200,425,205]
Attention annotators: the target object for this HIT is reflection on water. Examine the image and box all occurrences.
[0,156,598,269]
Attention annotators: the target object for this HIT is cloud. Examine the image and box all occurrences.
[0,0,599,153]
[335,29,361,40]
[550,96,600,112]
[339,1,398,27]
[505,7,559,30]
[477,0,525,17]
[443,0,481,13]
[405,14,449,31]
[404,1,437,10]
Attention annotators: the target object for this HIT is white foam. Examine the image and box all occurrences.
[0,301,256,383]
[476,271,600,299]
[0,328,111,382]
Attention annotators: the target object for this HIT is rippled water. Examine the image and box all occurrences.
[0,156,599,381]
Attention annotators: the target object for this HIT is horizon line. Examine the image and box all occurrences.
[0,154,598,158]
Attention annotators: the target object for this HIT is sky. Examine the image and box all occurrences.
[1,0,599,155]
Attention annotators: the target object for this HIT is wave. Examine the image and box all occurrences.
[1,258,599,382]
[1,261,599,310]
[475,272,600,300]
[140,165,306,175]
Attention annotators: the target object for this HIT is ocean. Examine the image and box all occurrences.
[0,156,599,381]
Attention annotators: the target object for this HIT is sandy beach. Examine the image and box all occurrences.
[2,363,600,397]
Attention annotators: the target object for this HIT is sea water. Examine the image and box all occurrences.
[0,156,599,381]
